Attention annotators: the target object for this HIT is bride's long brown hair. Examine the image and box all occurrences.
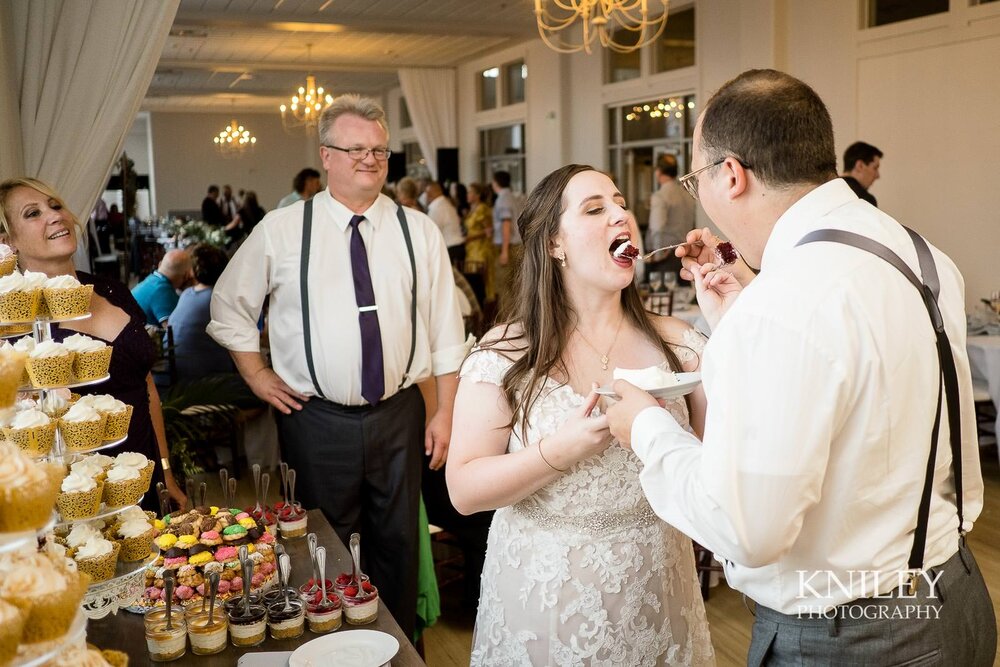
[481,164,688,440]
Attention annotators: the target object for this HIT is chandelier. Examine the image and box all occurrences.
[279,44,333,132]
[213,118,256,157]
[534,0,669,54]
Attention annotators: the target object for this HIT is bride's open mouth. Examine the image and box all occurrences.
[609,235,639,267]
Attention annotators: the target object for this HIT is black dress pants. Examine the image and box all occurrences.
[277,386,425,640]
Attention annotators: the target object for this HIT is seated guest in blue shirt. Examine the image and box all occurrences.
[132,249,193,326]
[170,244,234,384]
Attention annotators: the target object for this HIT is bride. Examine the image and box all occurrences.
[447,165,715,666]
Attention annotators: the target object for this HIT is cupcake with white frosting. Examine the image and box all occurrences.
[117,515,154,561]
[62,333,112,381]
[39,387,75,418]
[42,273,93,318]
[0,550,89,643]
[56,470,104,520]
[3,407,57,456]
[0,243,16,277]
[0,347,26,409]
[70,455,109,482]
[114,451,155,489]
[103,453,152,507]
[0,271,41,322]
[58,401,108,451]
[0,442,62,532]
[0,599,24,665]
[25,339,74,387]
[11,336,34,385]
[73,534,120,582]
[63,522,102,557]
[78,394,132,440]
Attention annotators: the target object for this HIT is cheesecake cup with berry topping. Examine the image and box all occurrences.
[342,580,379,625]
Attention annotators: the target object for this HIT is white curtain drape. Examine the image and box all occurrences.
[397,68,457,180]
[0,0,178,268]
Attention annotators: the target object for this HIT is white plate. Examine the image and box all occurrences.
[289,629,400,667]
[596,372,702,400]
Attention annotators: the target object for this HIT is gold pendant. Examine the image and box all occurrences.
[601,355,609,370]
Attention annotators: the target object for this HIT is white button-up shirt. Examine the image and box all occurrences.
[426,196,464,248]
[632,179,983,613]
[208,190,466,406]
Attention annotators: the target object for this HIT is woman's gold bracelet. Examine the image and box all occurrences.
[537,439,567,473]
[160,457,171,471]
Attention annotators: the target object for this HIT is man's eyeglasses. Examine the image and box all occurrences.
[678,157,752,200]
[323,145,392,161]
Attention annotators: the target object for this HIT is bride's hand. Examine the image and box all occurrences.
[542,385,612,470]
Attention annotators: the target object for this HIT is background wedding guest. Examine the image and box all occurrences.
[276,168,322,209]
[0,177,187,510]
[840,140,882,207]
[447,164,714,664]
[131,248,193,327]
[209,94,465,640]
[201,184,226,226]
[425,181,465,266]
[449,181,470,220]
[645,153,695,280]
[225,190,266,246]
[170,244,234,384]
[490,170,522,312]
[395,176,422,211]
[462,182,495,306]
[218,184,239,221]
[608,69,994,665]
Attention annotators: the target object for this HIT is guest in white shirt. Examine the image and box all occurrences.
[607,69,994,666]
[425,181,465,266]
[208,94,465,640]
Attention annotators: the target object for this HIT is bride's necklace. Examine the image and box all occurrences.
[574,314,625,371]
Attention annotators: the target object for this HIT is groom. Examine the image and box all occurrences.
[607,69,995,665]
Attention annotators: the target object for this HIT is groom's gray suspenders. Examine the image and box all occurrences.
[299,199,418,399]
[796,227,965,593]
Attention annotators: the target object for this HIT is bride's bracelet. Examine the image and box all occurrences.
[537,438,568,473]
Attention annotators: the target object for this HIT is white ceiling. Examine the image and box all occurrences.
[145,0,539,112]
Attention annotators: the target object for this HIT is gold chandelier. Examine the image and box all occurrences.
[279,44,333,132]
[213,118,256,157]
[534,0,669,54]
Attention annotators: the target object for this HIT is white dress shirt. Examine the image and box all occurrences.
[426,196,464,248]
[632,178,983,613]
[208,189,466,406]
[646,178,695,251]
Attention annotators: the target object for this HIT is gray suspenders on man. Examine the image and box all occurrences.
[299,198,417,400]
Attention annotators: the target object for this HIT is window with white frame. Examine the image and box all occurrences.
[865,0,947,27]
[479,124,526,193]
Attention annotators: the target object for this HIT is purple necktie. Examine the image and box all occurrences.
[348,215,384,405]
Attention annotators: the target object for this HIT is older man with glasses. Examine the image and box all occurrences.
[209,94,465,641]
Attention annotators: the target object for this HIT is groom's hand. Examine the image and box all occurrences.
[606,380,658,449]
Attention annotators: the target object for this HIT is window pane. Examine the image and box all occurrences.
[505,61,526,105]
[606,35,641,83]
[479,67,499,110]
[867,0,948,27]
[654,7,695,73]
[621,97,691,143]
[400,97,412,129]
[480,123,526,193]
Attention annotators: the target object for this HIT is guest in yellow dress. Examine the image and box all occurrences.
[463,183,495,305]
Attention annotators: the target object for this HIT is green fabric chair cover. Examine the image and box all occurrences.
[414,493,441,641]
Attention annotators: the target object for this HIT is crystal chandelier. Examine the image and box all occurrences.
[534,0,669,54]
[279,44,333,132]
[213,118,256,157]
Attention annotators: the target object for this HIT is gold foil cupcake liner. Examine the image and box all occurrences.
[0,349,26,408]
[119,526,154,562]
[42,284,93,319]
[56,479,104,520]
[71,345,112,381]
[0,602,24,664]
[0,462,62,532]
[102,404,133,440]
[103,470,149,508]
[3,420,57,456]
[25,353,74,388]
[0,289,40,323]
[58,413,108,451]
[6,569,88,643]
[0,255,17,277]
[75,540,121,583]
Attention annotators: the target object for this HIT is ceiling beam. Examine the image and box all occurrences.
[172,11,538,39]
[157,58,417,74]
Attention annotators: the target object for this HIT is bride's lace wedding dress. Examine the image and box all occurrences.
[465,330,715,666]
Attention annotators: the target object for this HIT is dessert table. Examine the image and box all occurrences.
[86,509,426,666]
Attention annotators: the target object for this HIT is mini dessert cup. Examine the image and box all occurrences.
[298,579,334,601]
[306,592,342,634]
[4,420,57,456]
[343,583,379,625]
[186,608,228,655]
[59,413,108,451]
[75,540,121,583]
[266,598,305,640]
[25,351,73,387]
[0,289,40,323]
[71,344,112,381]
[227,602,267,647]
[277,506,308,538]
[57,478,104,520]
[103,404,134,440]
[145,618,187,662]
[42,284,94,319]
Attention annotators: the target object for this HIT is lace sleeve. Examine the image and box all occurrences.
[669,327,707,368]
[459,347,513,387]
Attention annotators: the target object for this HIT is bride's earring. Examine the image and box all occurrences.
[556,249,567,267]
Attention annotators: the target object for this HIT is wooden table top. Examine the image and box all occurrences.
[86,509,425,666]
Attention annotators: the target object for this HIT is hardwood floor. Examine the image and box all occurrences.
[422,451,1000,666]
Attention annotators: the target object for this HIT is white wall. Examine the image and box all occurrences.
[150,111,321,215]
